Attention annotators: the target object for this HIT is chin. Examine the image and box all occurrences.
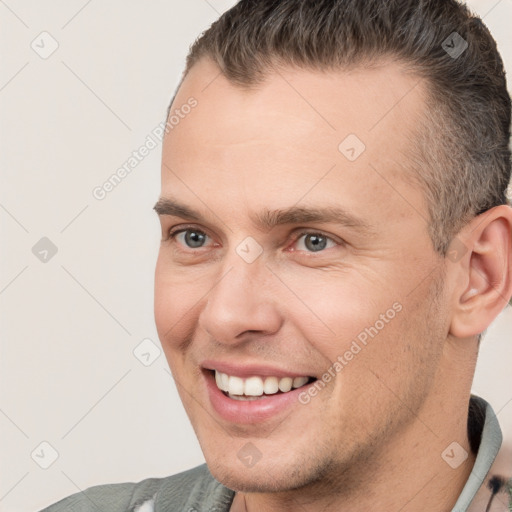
[209,463,300,493]
[205,450,331,494]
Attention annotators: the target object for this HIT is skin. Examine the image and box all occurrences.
[154,57,512,511]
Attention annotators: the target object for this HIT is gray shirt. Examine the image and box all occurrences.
[39,395,502,512]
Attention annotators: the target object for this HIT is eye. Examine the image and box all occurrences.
[293,232,338,253]
[165,227,339,254]
[168,228,212,249]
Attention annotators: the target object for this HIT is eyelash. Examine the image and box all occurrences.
[165,226,340,253]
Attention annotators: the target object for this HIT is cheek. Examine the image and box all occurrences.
[280,267,398,355]
[154,255,206,348]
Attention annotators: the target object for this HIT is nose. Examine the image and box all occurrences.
[197,261,283,344]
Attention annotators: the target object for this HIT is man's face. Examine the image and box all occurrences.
[155,58,451,492]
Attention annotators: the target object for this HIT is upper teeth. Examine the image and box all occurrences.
[215,371,309,397]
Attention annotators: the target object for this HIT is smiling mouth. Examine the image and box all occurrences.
[212,370,316,401]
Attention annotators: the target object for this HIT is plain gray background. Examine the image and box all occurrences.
[0,1,511,511]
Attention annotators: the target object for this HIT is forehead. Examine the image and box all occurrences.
[169,58,424,145]
[161,58,429,233]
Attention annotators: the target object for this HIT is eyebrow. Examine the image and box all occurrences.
[153,197,374,234]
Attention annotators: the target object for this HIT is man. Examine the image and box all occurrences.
[41,0,512,510]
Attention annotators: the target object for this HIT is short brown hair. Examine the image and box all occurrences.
[179,0,511,254]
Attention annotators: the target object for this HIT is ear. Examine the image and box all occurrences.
[449,205,512,339]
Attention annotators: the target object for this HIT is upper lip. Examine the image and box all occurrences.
[201,360,315,379]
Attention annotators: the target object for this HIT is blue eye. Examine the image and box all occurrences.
[165,227,338,254]
[295,232,336,252]
[170,229,210,248]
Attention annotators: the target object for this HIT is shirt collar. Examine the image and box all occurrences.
[452,395,503,511]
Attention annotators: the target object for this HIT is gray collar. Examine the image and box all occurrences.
[452,395,503,511]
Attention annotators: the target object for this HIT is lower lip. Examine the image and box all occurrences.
[204,371,310,424]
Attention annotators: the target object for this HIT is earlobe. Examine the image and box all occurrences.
[449,206,512,339]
